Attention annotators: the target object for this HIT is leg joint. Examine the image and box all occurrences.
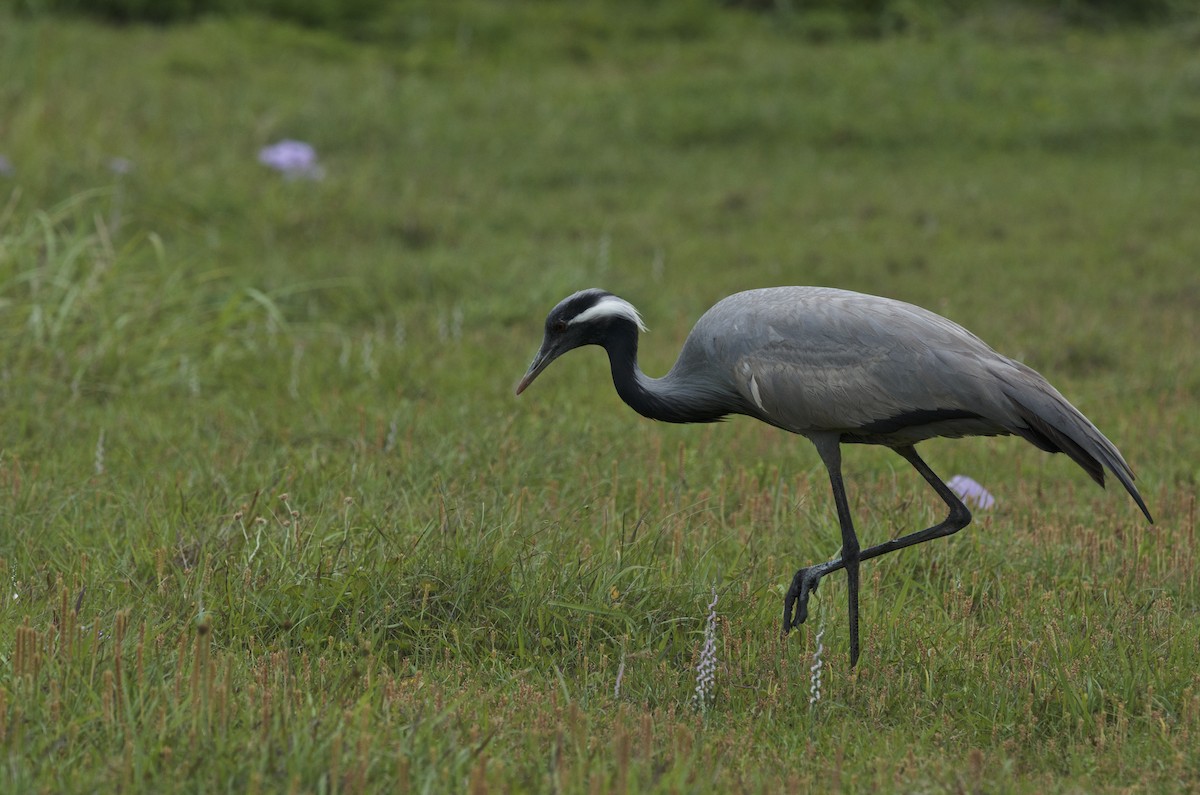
[949,504,972,532]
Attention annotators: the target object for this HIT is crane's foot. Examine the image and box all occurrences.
[781,565,824,635]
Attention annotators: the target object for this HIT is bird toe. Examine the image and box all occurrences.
[782,566,822,634]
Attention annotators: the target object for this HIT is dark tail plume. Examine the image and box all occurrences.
[1002,363,1153,524]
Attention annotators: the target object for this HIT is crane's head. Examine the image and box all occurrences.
[516,289,646,395]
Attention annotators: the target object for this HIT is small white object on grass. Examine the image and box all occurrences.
[809,624,825,708]
[692,587,718,712]
[258,140,325,180]
[947,474,995,509]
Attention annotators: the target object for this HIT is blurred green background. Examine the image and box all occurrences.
[1,1,1198,792]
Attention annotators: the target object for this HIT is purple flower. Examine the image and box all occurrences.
[258,139,324,180]
[947,474,995,510]
[0,155,13,177]
[108,157,134,175]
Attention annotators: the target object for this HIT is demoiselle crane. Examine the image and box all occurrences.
[516,287,1153,666]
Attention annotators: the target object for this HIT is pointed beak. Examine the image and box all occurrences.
[515,343,558,395]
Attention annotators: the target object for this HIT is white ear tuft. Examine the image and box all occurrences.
[570,295,647,332]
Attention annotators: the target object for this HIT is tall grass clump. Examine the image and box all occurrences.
[0,191,303,408]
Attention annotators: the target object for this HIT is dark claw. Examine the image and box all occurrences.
[781,566,821,635]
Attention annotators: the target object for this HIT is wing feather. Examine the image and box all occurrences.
[680,287,1012,436]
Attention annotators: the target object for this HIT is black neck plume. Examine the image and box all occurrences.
[601,321,730,424]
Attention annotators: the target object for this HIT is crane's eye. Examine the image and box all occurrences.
[553,319,568,333]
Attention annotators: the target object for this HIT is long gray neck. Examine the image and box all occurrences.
[602,323,732,424]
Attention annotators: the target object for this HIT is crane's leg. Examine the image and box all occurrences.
[783,435,863,666]
[853,445,973,563]
[783,444,972,663]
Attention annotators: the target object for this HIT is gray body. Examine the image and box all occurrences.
[663,287,1140,498]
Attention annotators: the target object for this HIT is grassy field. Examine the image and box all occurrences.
[1,3,1198,792]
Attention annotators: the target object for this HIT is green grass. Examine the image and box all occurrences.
[1,4,1199,792]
